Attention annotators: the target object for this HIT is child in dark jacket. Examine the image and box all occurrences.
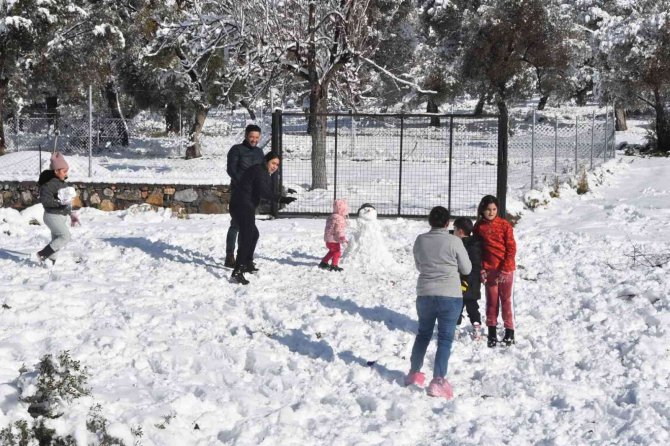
[36,152,79,264]
[452,217,483,339]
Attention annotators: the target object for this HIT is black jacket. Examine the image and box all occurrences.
[461,235,483,300]
[229,164,278,210]
[226,140,265,187]
[38,170,71,215]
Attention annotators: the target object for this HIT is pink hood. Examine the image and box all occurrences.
[324,199,349,243]
[333,199,349,216]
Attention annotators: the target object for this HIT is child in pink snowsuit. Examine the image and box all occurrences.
[319,199,348,272]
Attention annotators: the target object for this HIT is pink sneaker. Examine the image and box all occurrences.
[427,377,454,399]
[403,371,426,387]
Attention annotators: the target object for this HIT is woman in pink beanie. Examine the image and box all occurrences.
[36,152,79,264]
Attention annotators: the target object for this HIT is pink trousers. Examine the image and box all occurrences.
[322,242,342,266]
[484,269,515,329]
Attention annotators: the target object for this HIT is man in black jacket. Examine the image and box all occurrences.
[225,124,265,267]
[229,152,295,285]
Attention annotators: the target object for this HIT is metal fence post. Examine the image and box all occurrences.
[179,106,183,157]
[271,109,282,217]
[88,85,93,177]
[610,105,615,157]
[334,115,338,202]
[590,110,595,169]
[497,113,509,218]
[448,116,454,213]
[350,110,356,154]
[398,115,404,216]
[554,115,558,173]
[14,111,20,152]
[574,116,578,174]
[531,110,535,189]
[603,104,610,163]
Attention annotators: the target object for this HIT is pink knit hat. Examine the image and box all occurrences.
[50,152,69,170]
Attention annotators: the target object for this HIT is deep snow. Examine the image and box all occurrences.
[0,153,668,445]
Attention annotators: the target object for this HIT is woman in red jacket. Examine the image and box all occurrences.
[473,195,517,347]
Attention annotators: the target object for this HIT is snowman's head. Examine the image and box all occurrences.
[357,203,377,221]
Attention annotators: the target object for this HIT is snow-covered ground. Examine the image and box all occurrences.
[0,151,668,444]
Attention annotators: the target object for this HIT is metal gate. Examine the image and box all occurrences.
[271,111,507,218]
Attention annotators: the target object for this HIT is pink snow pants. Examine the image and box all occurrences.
[484,269,515,330]
[322,242,342,266]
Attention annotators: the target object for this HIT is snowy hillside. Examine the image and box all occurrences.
[0,154,668,445]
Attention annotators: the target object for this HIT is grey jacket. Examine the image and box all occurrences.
[413,227,472,298]
[38,170,71,215]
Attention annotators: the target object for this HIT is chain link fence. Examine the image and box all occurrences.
[274,112,502,217]
[2,105,616,213]
[273,107,615,218]
[509,109,616,191]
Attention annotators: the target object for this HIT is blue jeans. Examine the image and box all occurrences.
[409,296,462,379]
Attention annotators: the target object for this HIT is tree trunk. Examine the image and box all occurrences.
[654,100,670,153]
[427,98,440,127]
[614,102,627,131]
[46,96,58,131]
[0,79,7,155]
[165,102,181,134]
[185,104,208,159]
[474,93,486,115]
[537,95,549,111]
[309,83,328,189]
[105,80,130,146]
[240,100,256,120]
[497,100,509,136]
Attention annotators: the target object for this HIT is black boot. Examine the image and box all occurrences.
[318,261,329,269]
[37,245,56,264]
[329,265,343,272]
[230,265,249,285]
[487,326,497,348]
[224,253,236,268]
[502,329,515,346]
[243,261,259,274]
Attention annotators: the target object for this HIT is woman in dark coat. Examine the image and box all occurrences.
[229,152,293,284]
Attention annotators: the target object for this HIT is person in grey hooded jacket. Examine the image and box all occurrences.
[36,152,79,264]
[404,206,471,399]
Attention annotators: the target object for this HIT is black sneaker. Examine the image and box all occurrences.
[36,246,56,265]
[224,254,236,268]
[243,262,259,274]
[318,261,329,269]
[487,326,497,348]
[329,265,343,272]
[502,329,515,346]
[230,267,249,285]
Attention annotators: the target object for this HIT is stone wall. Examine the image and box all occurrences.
[0,181,231,214]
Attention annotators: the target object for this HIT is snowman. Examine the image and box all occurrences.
[342,203,401,271]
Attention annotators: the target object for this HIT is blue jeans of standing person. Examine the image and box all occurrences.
[409,296,463,378]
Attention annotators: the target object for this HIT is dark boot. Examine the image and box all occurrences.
[502,329,515,346]
[243,261,259,274]
[329,265,343,272]
[230,266,249,285]
[37,245,56,264]
[224,253,236,268]
[318,261,329,269]
[487,326,497,348]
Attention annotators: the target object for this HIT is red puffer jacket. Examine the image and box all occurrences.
[473,216,516,272]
